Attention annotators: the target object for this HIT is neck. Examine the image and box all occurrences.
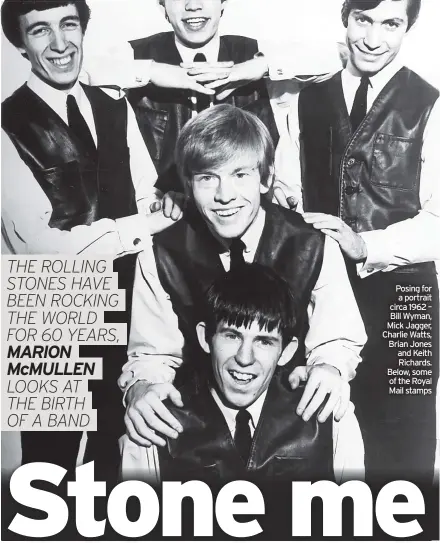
[31,69,77,92]
[174,31,219,50]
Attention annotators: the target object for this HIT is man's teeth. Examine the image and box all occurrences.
[186,17,206,23]
[215,208,239,217]
[230,370,254,382]
[50,55,72,66]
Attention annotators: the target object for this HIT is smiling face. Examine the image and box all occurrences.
[191,154,269,241]
[346,0,409,76]
[197,320,297,409]
[162,0,225,48]
[18,4,83,89]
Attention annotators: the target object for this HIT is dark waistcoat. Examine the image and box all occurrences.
[153,202,325,378]
[299,68,438,240]
[2,83,136,231]
[128,32,279,193]
[159,370,334,483]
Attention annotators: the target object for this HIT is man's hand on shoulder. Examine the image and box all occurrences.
[303,212,367,261]
[273,184,299,211]
[125,381,184,447]
[289,364,350,423]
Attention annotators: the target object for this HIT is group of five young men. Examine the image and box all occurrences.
[1,0,438,490]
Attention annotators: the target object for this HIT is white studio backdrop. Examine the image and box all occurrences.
[1,0,440,101]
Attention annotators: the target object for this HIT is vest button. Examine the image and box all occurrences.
[347,158,355,166]
[345,185,359,195]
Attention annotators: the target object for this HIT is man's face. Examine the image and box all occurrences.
[346,0,409,76]
[190,154,269,240]
[163,0,224,48]
[18,4,83,89]
[208,321,285,409]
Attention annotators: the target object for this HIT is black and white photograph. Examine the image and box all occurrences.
[1,0,439,539]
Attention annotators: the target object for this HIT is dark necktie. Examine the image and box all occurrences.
[234,409,252,463]
[350,76,370,132]
[66,94,96,156]
[193,52,211,112]
[229,238,246,270]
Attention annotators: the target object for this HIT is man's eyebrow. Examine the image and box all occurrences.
[231,166,258,174]
[219,326,242,336]
[26,15,80,33]
[255,332,281,342]
[383,17,405,24]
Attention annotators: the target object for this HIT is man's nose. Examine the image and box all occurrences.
[185,0,203,11]
[364,25,382,50]
[50,29,68,53]
[214,177,236,204]
[235,340,254,367]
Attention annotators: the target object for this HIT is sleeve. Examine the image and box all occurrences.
[118,246,185,398]
[357,98,440,277]
[305,237,367,381]
[119,434,161,484]
[332,401,365,483]
[273,94,304,212]
[259,39,344,81]
[126,100,163,215]
[1,131,152,256]
[81,41,153,88]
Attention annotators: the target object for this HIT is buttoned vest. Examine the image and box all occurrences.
[128,32,279,194]
[153,202,325,380]
[2,84,136,230]
[299,68,438,249]
[159,370,334,482]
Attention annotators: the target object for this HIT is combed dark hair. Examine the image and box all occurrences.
[341,0,421,30]
[175,104,274,190]
[203,264,298,348]
[1,0,91,47]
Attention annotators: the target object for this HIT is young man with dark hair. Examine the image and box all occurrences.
[1,0,176,478]
[121,264,363,483]
[120,105,367,468]
[126,0,279,195]
[276,0,439,483]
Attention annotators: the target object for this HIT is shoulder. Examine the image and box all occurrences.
[267,201,321,233]
[2,85,35,131]
[402,67,439,102]
[299,71,341,99]
[129,31,174,57]
[220,34,258,61]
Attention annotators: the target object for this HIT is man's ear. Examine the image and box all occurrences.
[221,0,229,15]
[260,165,274,195]
[277,337,298,367]
[196,322,211,354]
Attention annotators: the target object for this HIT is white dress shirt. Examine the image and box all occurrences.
[119,205,367,395]
[2,73,161,256]
[274,59,440,277]
[119,385,364,484]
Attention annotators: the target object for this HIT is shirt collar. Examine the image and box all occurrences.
[210,386,268,431]
[174,33,221,64]
[343,57,403,93]
[240,206,266,255]
[27,72,83,118]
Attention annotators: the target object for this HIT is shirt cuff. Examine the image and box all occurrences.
[115,214,152,254]
[357,230,392,278]
[306,343,360,382]
[264,41,343,81]
[118,359,179,406]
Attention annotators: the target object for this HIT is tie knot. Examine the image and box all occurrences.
[236,409,251,426]
[229,238,246,270]
[361,75,370,86]
[193,52,207,62]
